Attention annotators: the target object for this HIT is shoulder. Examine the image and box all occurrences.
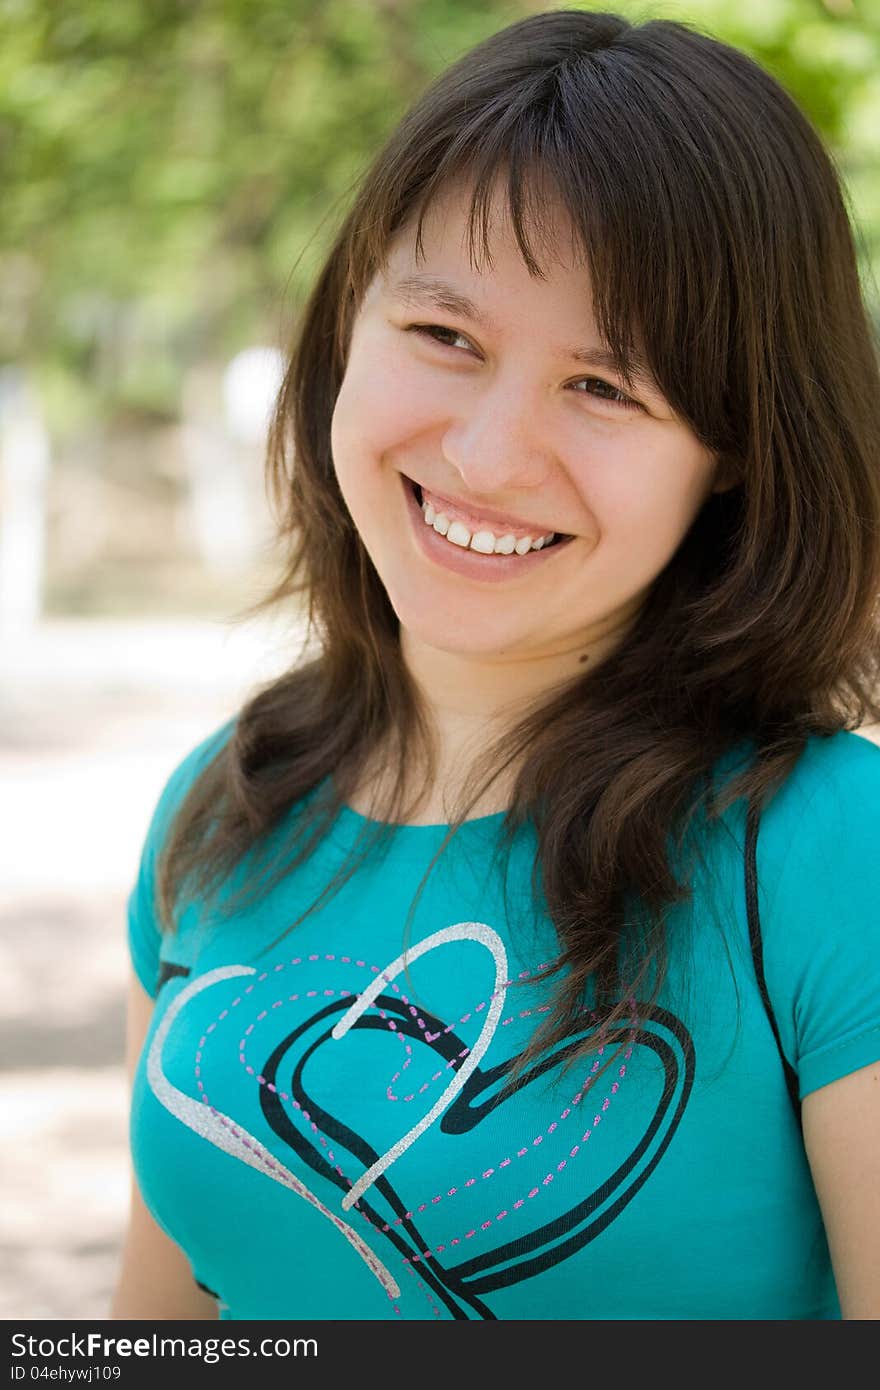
[755,730,880,1095]
[767,726,880,820]
[757,728,880,901]
[704,727,880,887]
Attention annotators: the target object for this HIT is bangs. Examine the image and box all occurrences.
[413,154,652,401]
[354,49,742,449]
[344,14,843,471]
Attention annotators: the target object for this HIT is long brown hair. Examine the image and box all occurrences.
[156,8,880,1084]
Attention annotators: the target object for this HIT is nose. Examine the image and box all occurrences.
[440,377,555,496]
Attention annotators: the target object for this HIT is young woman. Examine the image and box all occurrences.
[111,9,880,1321]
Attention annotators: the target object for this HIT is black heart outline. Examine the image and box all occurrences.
[257,994,694,1318]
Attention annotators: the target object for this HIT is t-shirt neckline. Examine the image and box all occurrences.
[317,774,509,853]
[333,799,508,836]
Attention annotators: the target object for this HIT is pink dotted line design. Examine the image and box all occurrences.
[370,1027,633,1241]
[232,982,427,1099]
[344,1188,404,1319]
[196,1060,413,1318]
[398,1249,443,1320]
[195,967,359,1211]
[190,1083,395,1301]
[400,1045,633,1262]
[192,956,474,1263]
[196,1031,354,1187]
[226,1014,616,1230]
[193,952,638,1276]
[200,951,553,1113]
[384,970,558,1103]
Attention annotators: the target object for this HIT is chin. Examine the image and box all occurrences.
[394,607,522,660]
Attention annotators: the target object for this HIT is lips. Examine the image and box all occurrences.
[407,477,571,543]
[401,472,575,583]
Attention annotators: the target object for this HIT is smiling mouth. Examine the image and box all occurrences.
[408,478,574,550]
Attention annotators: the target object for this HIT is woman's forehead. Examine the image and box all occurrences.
[388,171,586,277]
[361,174,651,382]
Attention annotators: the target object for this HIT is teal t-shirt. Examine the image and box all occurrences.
[127,720,880,1320]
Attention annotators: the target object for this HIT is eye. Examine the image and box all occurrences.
[569,377,641,410]
[406,323,474,352]
[406,324,642,411]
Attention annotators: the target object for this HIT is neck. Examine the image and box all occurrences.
[345,612,634,824]
[399,603,634,727]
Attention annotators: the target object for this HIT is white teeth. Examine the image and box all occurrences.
[420,497,557,555]
[470,530,496,555]
[446,520,472,548]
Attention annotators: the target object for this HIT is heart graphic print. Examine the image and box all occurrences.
[147,922,695,1319]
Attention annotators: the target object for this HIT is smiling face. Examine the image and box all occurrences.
[330,178,729,688]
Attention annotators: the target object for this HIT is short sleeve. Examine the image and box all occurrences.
[758,731,880,1099]
[126,718,237,998]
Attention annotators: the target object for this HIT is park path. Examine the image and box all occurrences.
[0,615,300,1319]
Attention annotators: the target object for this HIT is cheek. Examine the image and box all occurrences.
[330,367,374,475]
[589,440,714,551]
[331,341,441,475]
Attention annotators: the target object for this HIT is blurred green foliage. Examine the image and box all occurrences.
[1,0,878,431]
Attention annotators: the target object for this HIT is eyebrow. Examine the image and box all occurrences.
[387,274,658,391]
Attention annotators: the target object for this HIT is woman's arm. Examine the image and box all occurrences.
[803,1058,880,1319]
[108,969,219,1320]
